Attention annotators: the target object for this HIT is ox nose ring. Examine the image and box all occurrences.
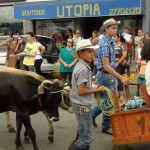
[49,117,59,122]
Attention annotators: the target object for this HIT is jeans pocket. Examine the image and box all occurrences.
[72,105,80,115]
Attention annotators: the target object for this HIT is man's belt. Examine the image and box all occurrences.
[98,68,109,74]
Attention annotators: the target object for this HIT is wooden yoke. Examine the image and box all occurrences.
[124,85,131,100]
[112,90,120,110]
[141,84,150,106]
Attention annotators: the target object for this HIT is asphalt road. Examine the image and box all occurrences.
[0,84,149,150]
[0,61,149,150]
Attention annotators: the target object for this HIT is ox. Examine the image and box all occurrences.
[0,67,65,150]
[5,81,71,144]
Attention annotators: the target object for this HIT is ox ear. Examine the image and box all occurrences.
[58,79,66,88]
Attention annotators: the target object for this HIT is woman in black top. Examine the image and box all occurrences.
[114,33,127,105]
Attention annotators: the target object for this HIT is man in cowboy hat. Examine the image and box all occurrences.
[68,39,105,150]
[92,18,129,135]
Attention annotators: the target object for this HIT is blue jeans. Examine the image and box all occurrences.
[72,104,94,149]
[115,65,124,91]
[23,65,34,72]
[92,71,115,130]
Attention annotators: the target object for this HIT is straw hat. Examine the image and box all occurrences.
[100,18,120,33]
[72,39,99,58]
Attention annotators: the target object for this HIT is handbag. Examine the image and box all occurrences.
[139,75,145,80]
[122,52,131,68]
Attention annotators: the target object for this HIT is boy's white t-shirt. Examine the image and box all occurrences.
[145,60,150,95]
[35,42,42,60]
[137,47,142,60]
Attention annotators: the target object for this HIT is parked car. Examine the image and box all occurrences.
[0,35,60,73]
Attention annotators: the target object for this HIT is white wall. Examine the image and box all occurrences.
[142,0,150,33]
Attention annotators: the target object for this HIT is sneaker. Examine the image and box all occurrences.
[102,128,113,135]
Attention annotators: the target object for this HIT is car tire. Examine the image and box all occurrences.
[46,44,59,63]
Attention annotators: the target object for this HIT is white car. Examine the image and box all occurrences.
[0,35,60,74]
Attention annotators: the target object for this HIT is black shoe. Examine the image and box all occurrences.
[68,141,77,150]
[92,117,97,127]
[86,145,90,150]
[102,128,113,135]
[68,141,87,150]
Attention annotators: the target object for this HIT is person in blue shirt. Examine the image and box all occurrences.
[92,18,129,135]
[59,38,78,85]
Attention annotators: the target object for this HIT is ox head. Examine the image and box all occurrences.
[38,79,65,122]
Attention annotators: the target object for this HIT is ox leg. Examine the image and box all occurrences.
[15,114,24,150]
[24,130,30,144]
[6,111,16,133]
[22,116,40,150]
[42,111,54,143]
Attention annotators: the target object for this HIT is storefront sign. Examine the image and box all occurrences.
[14,0,145,19]
[0,0,25,3]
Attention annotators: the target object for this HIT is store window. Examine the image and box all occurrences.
[115,15,142,36]
[0,6,23,35]
[36,19,74,39]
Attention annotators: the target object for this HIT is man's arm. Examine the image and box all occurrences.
[102,57,129,85]
[0,40,8,47]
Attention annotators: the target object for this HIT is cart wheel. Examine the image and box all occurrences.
[112,144,133,150]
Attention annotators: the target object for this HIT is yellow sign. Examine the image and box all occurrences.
[22,9,46,16]
[109,7,141,15]
[57,3,100,17]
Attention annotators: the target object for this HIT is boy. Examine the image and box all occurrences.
[92,18,129,135]
[68,39,105,150]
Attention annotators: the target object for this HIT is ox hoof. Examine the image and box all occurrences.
[8,127,16,133]
[68,107,73,113]
[16,146,24,150]
[24,136,30,144]
[48,136,54,143]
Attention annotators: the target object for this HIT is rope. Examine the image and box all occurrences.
[95,87,120,116]
[49,89,67,105]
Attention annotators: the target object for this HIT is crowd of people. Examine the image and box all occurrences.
[65,19,150,150]
[1,19,150,150]
[0,32,46,75]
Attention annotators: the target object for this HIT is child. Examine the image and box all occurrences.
[68,39,105,150]
[135,38,145,96]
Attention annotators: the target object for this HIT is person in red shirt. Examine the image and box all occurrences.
[123,27,134,75]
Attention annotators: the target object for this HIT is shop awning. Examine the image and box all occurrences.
[14,0,146,20]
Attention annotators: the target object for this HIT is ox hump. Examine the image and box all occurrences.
[0,66,45,82]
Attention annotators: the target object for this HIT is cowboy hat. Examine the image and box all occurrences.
[100,18,120,33]
[72,39,99,58]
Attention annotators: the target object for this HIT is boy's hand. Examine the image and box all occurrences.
[96,86,105,93]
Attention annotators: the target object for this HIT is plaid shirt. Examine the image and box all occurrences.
[96,35,115,70]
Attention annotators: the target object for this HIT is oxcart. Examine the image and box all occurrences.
[110,85,150,150]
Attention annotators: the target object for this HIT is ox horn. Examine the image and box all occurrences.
[38,85,44,94]
[38,80,53,94]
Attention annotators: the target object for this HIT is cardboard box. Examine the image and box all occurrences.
[123,74,137,85]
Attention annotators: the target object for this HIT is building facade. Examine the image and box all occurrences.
[0,0,149,38]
